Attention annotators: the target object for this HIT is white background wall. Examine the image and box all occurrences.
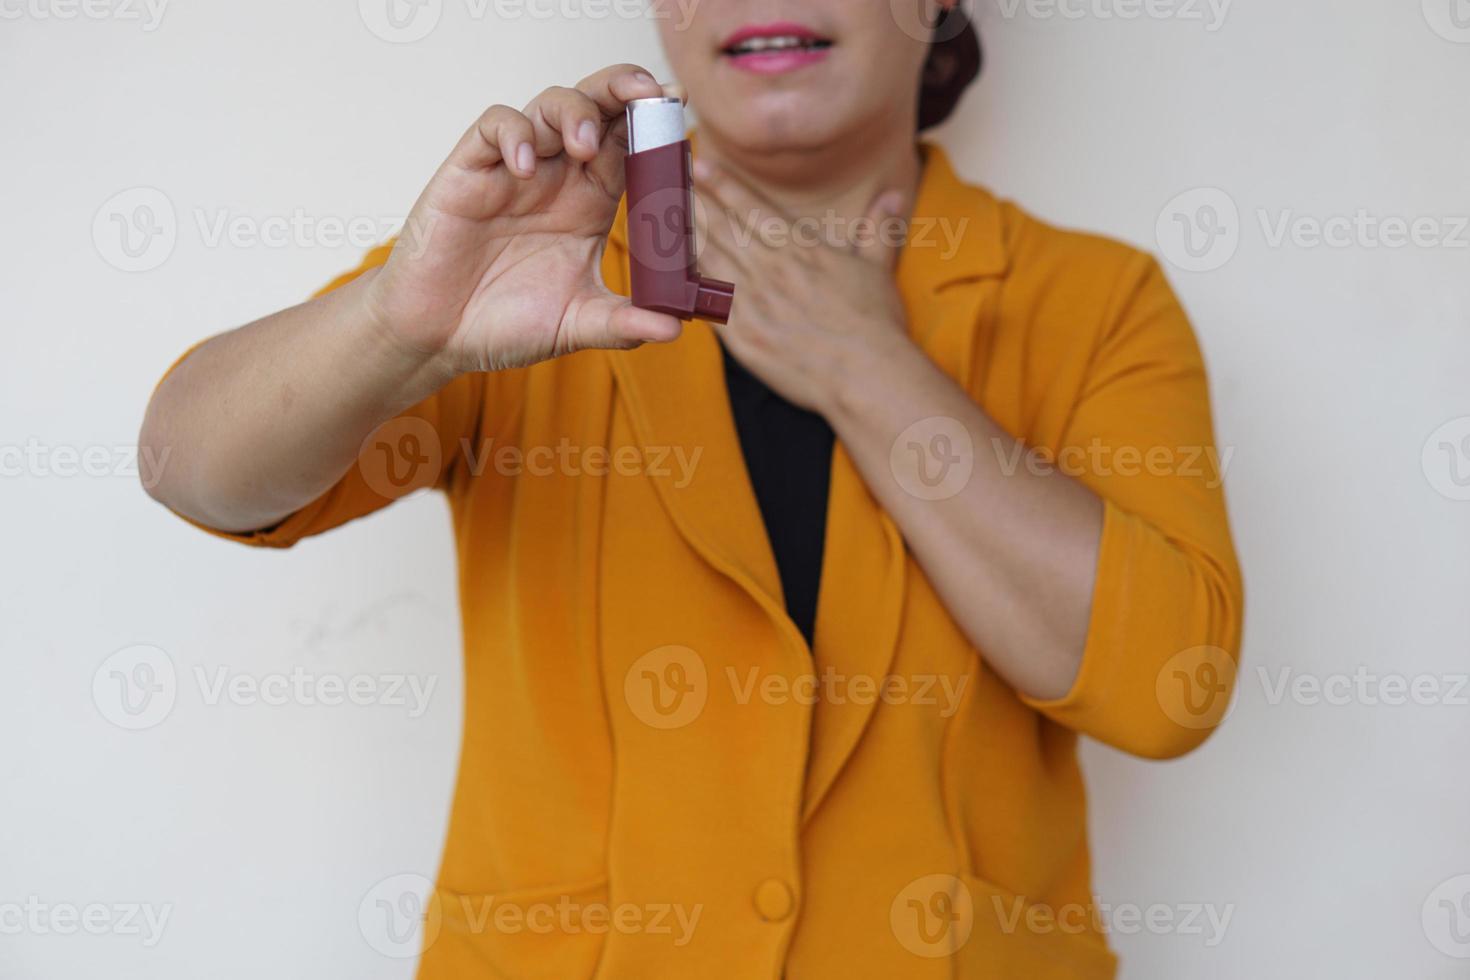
[3,1,1468,977]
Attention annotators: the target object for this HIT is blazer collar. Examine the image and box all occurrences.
[897,142,1010,297]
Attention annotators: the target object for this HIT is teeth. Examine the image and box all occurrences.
[731,35,816,54]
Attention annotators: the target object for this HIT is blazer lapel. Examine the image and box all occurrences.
[800,144,1011,824]
[606,144,1013,825]
[607,320,789,623]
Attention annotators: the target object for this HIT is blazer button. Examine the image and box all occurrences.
[753,878,795,922]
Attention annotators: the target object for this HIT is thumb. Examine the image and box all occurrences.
[855,190,907,268]
[561,288,684,354]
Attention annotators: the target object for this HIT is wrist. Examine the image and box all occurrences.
[822,326,923,424]
[349,267,463,388]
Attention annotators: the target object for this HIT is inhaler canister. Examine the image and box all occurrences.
[622,98,736,324]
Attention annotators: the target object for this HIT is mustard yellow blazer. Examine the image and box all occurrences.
[171,145,1242,979]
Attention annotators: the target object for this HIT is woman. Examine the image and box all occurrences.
[140,1,1242,976]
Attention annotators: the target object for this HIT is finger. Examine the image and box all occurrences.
[562,290,684,352]
[692,200,754,276]
[583,69,684,197]
[692,158,798,252]
[855,190,907,267]
[451,104,538,178]
[692,157,794,225]
[525,86,608,162]
[574,63,668,118]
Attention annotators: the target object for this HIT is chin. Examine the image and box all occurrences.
[701,95,854,157]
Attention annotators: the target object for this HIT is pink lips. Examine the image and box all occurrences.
[719,21,833,75]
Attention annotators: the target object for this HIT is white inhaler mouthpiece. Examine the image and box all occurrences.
[626,97,686,154]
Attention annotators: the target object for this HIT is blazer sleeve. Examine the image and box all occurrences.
[158,242,488,549]
[1020,255,1244,759]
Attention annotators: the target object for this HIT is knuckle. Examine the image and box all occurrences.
[481,105,528,133]
[598,63,647,83]
[526,86,569,112]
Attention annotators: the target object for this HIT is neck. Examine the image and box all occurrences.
[695,118,924,223]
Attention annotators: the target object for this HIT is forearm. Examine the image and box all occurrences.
[822,335,1103,701]
[139,267,458,532]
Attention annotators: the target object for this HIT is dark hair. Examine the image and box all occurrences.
[918,6,982,131]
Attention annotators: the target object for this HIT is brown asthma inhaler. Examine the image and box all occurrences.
[623,97,735,324]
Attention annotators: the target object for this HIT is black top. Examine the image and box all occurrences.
[720,343,835,648]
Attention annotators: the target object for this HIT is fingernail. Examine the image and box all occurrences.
[691,158,711,180]
[578,120,599,149]
[632,71,656,86]
[515,142,535,174]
